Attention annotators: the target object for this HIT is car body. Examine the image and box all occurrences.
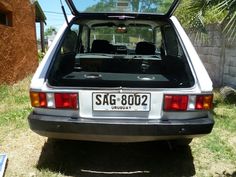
[28,0,214,143]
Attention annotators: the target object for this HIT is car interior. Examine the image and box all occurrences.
[48,19,194,88]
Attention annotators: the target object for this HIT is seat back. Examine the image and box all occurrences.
[62,30,77,53]
[135,41,156,55]
[91,40,114,53]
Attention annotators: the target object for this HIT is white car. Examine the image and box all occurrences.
[28,0,214,144]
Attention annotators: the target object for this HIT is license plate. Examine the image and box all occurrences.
[92,93,150,111]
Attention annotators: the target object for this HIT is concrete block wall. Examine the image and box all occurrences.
[0,0,38,84]
[188,24,236,88]
[224,40,236,88]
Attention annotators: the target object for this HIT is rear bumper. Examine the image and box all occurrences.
[28,112,214,142]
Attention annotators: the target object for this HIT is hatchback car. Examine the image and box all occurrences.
[28,0,214,144]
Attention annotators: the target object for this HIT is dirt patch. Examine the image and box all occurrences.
[209,162,236,177]
[36,140,195,177]
[191,133,236,177]
[228,136,236,151]
[0,128,235,177]
[0,128,46,177]
[1,129,196,177]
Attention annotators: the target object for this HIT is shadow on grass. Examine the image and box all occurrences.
[218,171,236,177]
[37,140,195,177]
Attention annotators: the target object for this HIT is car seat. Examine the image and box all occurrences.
[91,39,114,53]
[135,41,156,55]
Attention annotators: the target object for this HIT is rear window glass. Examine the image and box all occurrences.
[48,19,194,88]
[71,0,176,15]
[90,26,153,50]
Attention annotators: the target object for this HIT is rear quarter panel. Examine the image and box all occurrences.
[170,16,213,93]
[31,16,74,90]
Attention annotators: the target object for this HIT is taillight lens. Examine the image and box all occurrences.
[30,92,78,109]
[164,95,188,111]
[55,93,78,109]
[164,94,213,111]
[195,95,213,110]
[30,92,47,108]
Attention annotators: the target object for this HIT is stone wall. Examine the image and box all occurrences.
[189,24,236,88]
[224,40,236,88]
[0,0,38,84]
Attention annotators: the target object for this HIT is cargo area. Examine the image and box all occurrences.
[47,18,194,88]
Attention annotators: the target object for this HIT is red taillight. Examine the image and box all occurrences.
[55,93,78,109]
[195,95,213,110]
[164,95,188,111]
[39,93,47,107]
[164,94,213,111]
[30,92,78,109]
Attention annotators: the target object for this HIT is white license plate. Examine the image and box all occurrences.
[92,93,151,111]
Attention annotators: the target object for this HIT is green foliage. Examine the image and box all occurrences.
[176,0,222,31]
[44,26,57,37]
[175,0,236,42]
[219,0,236,42]
[85,0,173,46]
[85,0,176,13]
[38,51,45,62]
[85,0,235,41]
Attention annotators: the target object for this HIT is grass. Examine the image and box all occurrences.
[191,91,236,176]
[0,76,32,131]
[0,78,235,177]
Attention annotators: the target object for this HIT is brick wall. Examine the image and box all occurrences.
[189,24,236,88]
[0,0,38,84]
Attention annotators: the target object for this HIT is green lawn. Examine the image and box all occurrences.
[0,77,235,177]
[0,76,31,129]
[191,93,236,176]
